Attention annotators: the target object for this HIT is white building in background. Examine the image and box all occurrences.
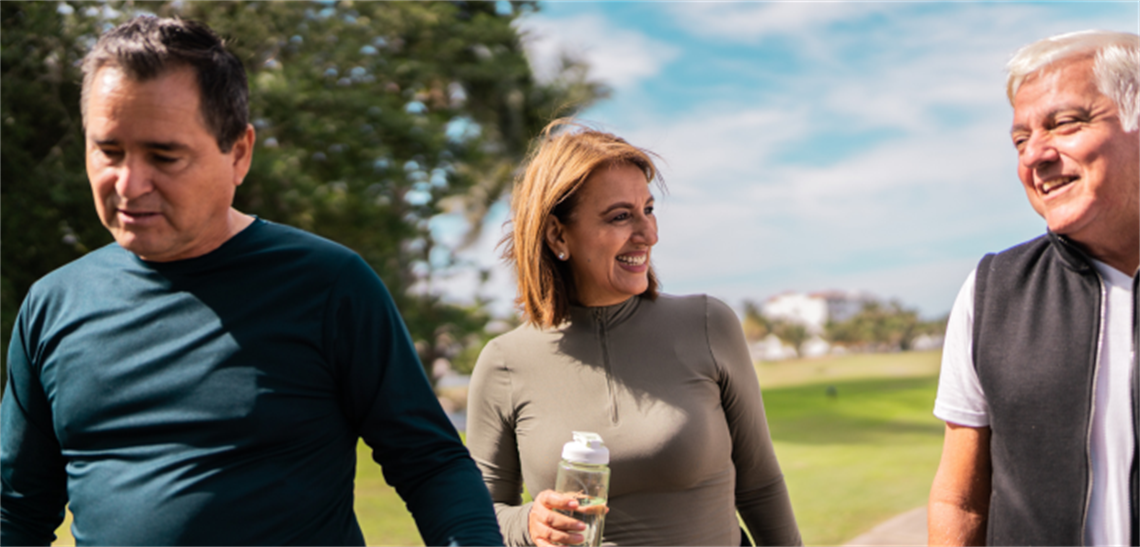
[750,334,798,362]
[762,293,829,334]
[818,290,876,323]
[800,335,831,358]
[762,289,875,334]
[911,333,945,351]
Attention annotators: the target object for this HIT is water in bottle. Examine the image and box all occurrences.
[553,431,610,547]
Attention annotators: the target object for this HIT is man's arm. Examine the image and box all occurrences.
[929,422,992,546]
[331,255,502,546]
[1,307,69,546]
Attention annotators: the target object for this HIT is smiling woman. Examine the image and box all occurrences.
[466,119,803,547]
[545,162,659,308]
[502,119,664,328]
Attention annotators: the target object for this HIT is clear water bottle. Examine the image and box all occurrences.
[553,431,610,547]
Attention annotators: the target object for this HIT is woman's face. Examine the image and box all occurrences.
[547,162,658,307]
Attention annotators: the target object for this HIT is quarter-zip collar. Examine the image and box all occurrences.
[568,295,642,329]
[566,296,642,426]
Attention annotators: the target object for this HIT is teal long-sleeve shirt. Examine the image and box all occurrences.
[1,219,502,546]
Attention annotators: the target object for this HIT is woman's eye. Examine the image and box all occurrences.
[153,154,178,164]
[645,206,654,215]
[611,212,629,222]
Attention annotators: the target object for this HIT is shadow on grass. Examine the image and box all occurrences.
[763,375,945,445]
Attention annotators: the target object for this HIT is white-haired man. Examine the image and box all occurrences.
[929,30,1140,546]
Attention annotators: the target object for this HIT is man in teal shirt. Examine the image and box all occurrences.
[1,16,502,546]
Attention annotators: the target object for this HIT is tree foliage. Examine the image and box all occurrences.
[741,301,810,353]
[743,297,946,354]
[1,1,607,382]
[825,300,946,352]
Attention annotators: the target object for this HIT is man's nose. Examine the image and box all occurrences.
[1020,132,1060,171]
[115,157,154,200]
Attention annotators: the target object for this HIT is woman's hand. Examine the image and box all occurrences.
[528,490,587,547]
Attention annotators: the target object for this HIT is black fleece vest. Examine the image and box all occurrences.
[973,233,1106,546]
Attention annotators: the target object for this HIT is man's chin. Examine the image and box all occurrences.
[114,234,163,259]
[1043,207,1092,237]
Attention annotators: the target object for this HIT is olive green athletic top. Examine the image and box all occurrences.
[467,293,801,546]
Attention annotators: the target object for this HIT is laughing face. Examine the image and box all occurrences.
[1011,55,1140,251]
[546,162,658,307]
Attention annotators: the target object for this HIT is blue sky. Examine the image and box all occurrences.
[439,1,1139,319]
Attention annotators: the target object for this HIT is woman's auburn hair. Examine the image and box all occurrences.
[502,118,663,328]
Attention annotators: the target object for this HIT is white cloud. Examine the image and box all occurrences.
[514,12,680,89]
[666,3,889,43]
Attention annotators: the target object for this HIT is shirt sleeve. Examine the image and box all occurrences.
[466,338,534,547]
[933,269,990,427]
[1,298,69,546]
[706,296,803,547]
[326,255,503,547]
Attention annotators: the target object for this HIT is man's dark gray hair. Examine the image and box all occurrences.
[81,16,249,152]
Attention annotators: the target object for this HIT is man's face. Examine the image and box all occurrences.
[85,65,253,262]
[1011,55,1139,248]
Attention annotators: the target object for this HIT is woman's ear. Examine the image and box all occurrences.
[545,216,569,261]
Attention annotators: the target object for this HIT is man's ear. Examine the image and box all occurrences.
[231,124,256,187]
[545,215,569,260]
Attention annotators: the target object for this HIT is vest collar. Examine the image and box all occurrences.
[1047,231,1098,275]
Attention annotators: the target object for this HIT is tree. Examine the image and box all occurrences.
[770,320,810,355]
[741,299,772,340]
[1,3,112,389]
[1,1,608,384]
[824,299,939,352]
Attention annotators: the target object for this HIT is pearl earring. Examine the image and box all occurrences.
[558,252,566,260]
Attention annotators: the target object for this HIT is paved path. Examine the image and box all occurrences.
[843,506,927,546]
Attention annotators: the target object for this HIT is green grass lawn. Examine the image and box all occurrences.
[52,350,943,546]
[764,353,943,545]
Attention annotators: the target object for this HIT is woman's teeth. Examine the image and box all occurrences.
[616,254,646,265]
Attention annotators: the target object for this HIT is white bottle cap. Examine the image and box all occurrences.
[561,431,610,465]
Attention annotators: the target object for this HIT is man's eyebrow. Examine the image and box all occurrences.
[92,139,189,152]
[144,141,189,152]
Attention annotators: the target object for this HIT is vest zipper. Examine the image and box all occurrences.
[594,308,619,424]
[1081,271,1108,545]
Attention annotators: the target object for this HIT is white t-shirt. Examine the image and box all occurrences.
[934,259,1135,546]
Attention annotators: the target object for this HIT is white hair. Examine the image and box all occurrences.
[1007,30,1140,132]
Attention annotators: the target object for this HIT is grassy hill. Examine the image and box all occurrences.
[51,350,943,546]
